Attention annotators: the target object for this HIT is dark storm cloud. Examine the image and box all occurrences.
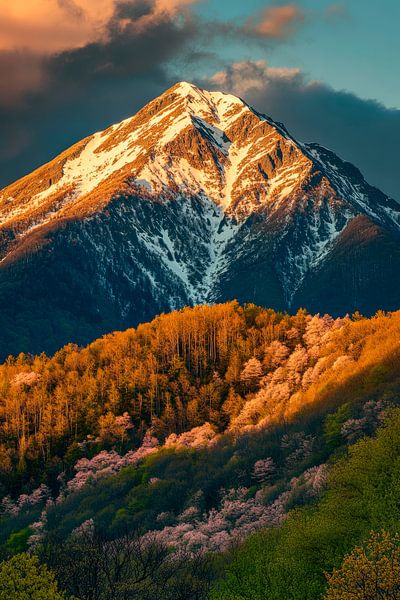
[53,9,197,82]
[0,51,46,108]
[0,0,199,187]
[111,0,153,21]
[206,61,400,201]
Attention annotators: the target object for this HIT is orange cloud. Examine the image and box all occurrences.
[0,0,116,54]
[0,0,199,55]
[155,0,198,13]
[247,3,304,39]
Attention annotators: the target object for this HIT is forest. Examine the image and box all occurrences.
[1,301,400,598]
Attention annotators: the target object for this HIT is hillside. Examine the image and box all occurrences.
[1,83,400,357]
[1,303,400,597]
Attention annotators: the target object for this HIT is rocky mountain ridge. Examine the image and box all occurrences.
[0,81,399,356]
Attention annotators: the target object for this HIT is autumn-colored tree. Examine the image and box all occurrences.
[222,387,243,422]
[325,531,400,599]
[2,301,400,503]
[263,340,289,370]
[98,412,133,443]
[0,445,12,474]
[240,358,263,382]
[225,350,243,384]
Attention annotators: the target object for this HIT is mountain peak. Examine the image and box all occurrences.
[1,83,400,356]
[2,82,399,231]
[162,81,248,123]
[2,80,399,264]
[169,80,203,95]
[1,80,290,227]
[168,80,242,102]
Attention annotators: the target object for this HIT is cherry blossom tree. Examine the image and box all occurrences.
[252,457,276,484]
[165,423,217,449]
[1,484,50,517]
[286,345,309,385]
[67,431,159,493]
[281,432,315,468]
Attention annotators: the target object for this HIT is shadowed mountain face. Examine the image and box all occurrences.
[1,81,400,357]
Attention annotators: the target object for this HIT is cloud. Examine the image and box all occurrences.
[0,0,117,54]
[0,0,207,109]
[155,0,198,13]
[210,60,300,97]
[57,0,85,19]
[204,60,400,201]
[0,0,382,199]
[0,0,308,108]
[244,3,304,39]
[0,0,202,186]
[0,0,200,55]
[0,51,46,108]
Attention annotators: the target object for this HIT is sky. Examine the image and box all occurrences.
[0,0,399,199]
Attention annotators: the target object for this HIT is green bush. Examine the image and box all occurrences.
[0,553,71,599]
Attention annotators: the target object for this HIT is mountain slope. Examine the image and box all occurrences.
[1,81,400,356]
[1,303,400,600]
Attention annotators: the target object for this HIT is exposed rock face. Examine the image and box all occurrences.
[1,81,399,356]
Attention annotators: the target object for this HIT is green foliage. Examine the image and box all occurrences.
[212,409,400,599]
[0,506,43,550]
[211,530,280,599]
[5,527,31,554]
[0,553,70,599]
[323,404,352,450]
[366,364,389,386]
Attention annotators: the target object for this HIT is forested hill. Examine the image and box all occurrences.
[1,300,400,498]
[2,302,400,598]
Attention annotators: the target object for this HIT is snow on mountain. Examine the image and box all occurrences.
[1,81,400,357]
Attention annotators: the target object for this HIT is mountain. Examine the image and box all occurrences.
[1,81,400,356]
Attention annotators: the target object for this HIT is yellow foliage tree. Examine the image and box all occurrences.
[325,530,400,599]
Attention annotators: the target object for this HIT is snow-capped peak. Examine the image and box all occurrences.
[0,81,318,229]
[1,80,400,317]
